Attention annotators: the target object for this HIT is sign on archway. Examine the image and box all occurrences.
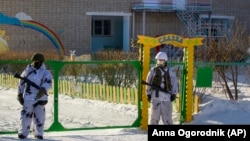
[138,34,203,130]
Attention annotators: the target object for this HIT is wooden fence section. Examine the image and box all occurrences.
[0,74,139,105]
[0,73,19,88]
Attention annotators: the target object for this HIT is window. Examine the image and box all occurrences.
[199,15,234,37]
[92,20,111,36]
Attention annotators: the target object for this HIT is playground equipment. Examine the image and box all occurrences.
[137,34,204,130]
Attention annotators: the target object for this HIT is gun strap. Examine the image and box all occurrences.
[21,69,36,85]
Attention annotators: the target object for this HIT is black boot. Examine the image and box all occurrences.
[34,135,43,139]
[18,134,26,139]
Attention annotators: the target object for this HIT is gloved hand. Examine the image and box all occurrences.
[147,95,151,102]
[17,94,24,105]
[170,94,176,102]
[36,87,47,99]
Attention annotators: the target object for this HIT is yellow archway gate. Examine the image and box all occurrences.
[138,34,204,130]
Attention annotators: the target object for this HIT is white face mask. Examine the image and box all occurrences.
[156,60,165,67]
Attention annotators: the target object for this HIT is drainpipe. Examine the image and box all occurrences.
[132,12,135,39]
[142,11,146,35]
[208,11,212,38]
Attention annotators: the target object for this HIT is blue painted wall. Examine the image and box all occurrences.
[91,16,123,53]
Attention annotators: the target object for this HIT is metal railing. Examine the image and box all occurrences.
[132,0,212,12]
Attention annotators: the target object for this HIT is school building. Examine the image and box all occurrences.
[0,0,249,56]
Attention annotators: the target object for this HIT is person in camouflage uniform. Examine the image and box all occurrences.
[146,51,178,125]
[17,53,52,139]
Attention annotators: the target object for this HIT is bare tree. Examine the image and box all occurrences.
[196,18,249,100]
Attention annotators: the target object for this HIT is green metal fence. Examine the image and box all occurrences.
[0,60,142,134]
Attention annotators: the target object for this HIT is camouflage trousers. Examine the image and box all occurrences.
[18,100,46,137]
[150,98,173,125]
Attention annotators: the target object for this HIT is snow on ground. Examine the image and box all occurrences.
[0,86,147,141]
[1,83,250,140]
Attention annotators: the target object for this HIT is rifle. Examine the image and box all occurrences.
[141,80,178,101]
[14,73,41,89]
[14,73,48,96]
[141,80,175,95]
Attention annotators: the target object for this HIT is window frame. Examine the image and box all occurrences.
[92,19,112,36]
[199,15,234,37]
